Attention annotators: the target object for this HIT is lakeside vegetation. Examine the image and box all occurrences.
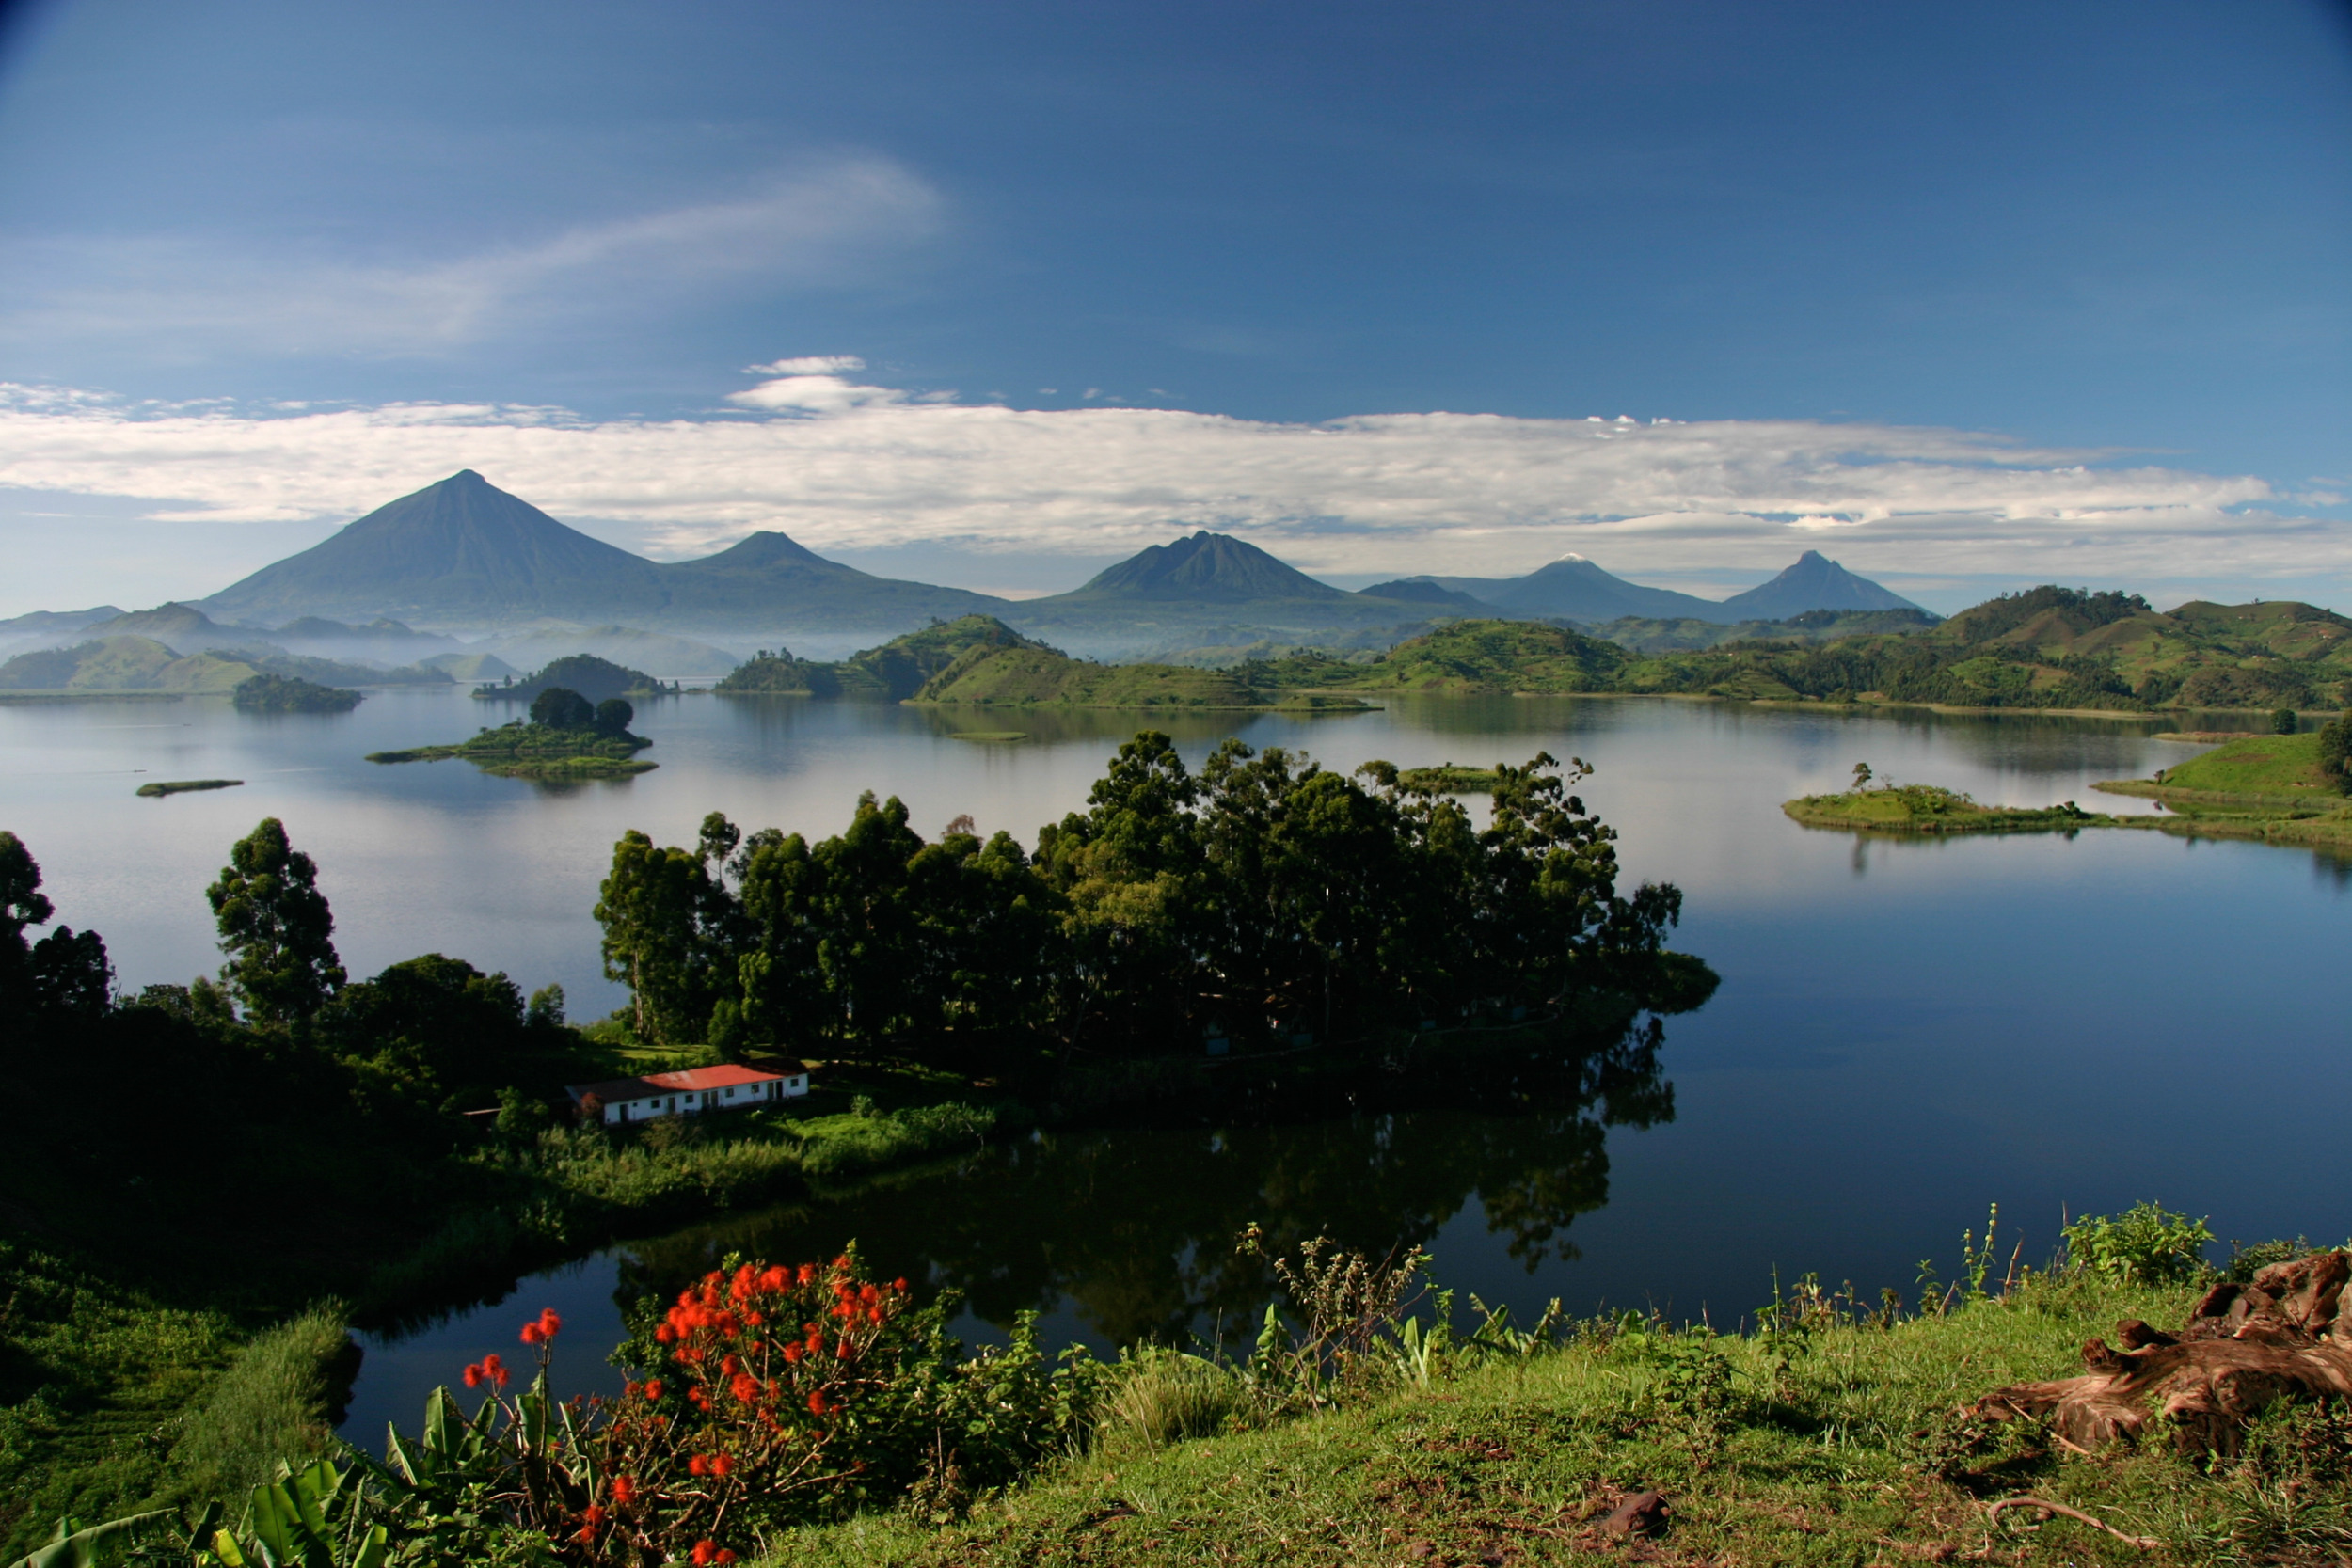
[0,724,1715,1555]
[369,688,656,778]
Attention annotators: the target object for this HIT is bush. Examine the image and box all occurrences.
[2062,1202,2215,1284]
[160,1306,351,1507]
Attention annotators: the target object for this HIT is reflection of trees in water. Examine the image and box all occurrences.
[612,1009,1673,1349]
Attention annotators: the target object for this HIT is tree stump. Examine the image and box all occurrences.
[1972,1251,2352,1458]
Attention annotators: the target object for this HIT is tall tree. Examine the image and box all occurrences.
[0,830,54,971]
[206,817,345,1027]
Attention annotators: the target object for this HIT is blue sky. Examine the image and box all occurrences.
[0,0,2345,613]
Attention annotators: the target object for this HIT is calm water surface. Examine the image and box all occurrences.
[2,688,2344,1439]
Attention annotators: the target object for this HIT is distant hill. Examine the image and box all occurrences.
[476,654,669,704]
[1422,550,1922,625]
[80,603,266,653]
[0,633,451,693]
[716,614,1052,700]
[1425,556,1722,622]
[1358,579,1497,612]
[1005,531,1439,658]
[1586,607,1939,656]
[199,470,1005,633]
[658,530,1004,628]
[1049,531,1349,604]
[202,471,668,623]
[1715,551,1926,619]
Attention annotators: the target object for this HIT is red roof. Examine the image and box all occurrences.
[566,1062,804,1103]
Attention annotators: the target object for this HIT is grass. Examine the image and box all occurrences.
[0,1245,349,1557]
[134,778,244,797]
[1785,784,2113,834]
[2091,733,2352,853]
[770,1272,2352,1567]
[2103,732,2340,806]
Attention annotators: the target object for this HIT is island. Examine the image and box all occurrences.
[135,778,245,798]
[1784,776,2113,834]
[231,673,362,712]
[369,687,656,779]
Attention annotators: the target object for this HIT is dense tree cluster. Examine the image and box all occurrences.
[596,732,1695,1067]
[2320,711,2352,794]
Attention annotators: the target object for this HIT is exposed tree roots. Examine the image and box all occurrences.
[1973,1251,2352,1458]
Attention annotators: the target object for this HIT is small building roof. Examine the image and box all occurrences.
[565,1062,805,1104]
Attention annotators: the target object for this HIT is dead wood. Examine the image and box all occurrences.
[1972,1251,2352,1457]
[1981,1497,2160,1550]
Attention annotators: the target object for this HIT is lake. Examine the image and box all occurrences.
[3,686,2345,1441]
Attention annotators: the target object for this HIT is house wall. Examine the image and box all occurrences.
[596,1073,808,1124]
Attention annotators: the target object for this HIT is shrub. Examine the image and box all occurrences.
[1095,1350,1247,1455]
[2062,1202,2215,1284]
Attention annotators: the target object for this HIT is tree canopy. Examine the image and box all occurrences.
[595,732,1703,1066]
[205,816,345,1027]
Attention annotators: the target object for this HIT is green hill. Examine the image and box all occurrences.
[1609,587,2352,712]
[716,615,1054,699]
[475,654,669,704]
[1313,619,1629,694]
[0,636,260,693]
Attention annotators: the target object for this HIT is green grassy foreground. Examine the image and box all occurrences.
[775,1274,2344,1568]
[1785,783,2112,834]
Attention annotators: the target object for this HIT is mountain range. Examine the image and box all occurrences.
[5,471,1928,661]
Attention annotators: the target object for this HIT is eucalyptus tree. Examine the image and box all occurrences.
[206,817,344,1028]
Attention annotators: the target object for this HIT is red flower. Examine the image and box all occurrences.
[462,1364,482,1388]
[538,1307,563,1337]
[783,1343,802,1364]
[655,1323,675,1343]
[893,1277,910,1293]
[808,1390,829,1416]
[711,1452,736,1478]
[612,1475,637,1506]
[521,1323,543,1345]
[718,1553,737,1565]
[692,1542,718,1566]
[730,1373,758,1402]
[798,1263,817,1285]
[644,1378,663,1401]
[689,1454,707,1476]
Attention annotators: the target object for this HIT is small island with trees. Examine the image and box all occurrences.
[368,687,655,778]
[1785,764,2113,834]
[230,673,363,712]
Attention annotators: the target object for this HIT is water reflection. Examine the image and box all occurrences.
[615,1009,1671,1350]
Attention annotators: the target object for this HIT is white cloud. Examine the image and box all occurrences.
[0,370,2332,589]
[746,356,867,375]
[0,159,942,358]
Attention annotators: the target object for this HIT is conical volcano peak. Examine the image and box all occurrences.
[1718,551,1924,618]
[1067,531,1347,603]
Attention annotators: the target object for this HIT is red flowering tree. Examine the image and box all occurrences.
[374,1248,1094,1563]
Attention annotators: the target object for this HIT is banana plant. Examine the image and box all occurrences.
[209,1460,387,1568]
[6,1509,175,1568]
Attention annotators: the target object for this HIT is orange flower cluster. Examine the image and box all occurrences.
[521,1307,564,1345]
[460,1352,510,1390]
[565,1255,917,1565]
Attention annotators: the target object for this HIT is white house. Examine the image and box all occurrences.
[566,1063,809,1125]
